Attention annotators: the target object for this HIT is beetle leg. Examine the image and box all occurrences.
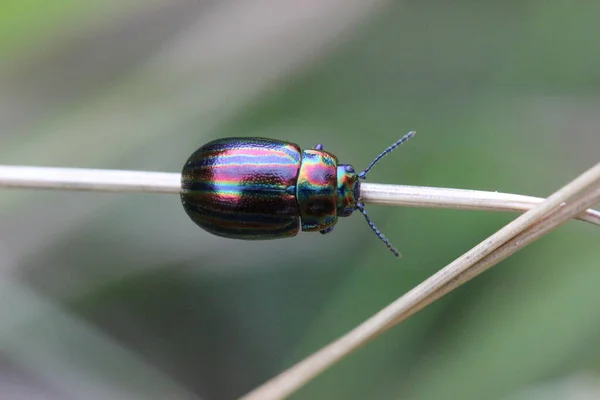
[314,144,324,150]
[319,226,334,235]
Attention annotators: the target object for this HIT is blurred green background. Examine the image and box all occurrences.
[1,1,599,399]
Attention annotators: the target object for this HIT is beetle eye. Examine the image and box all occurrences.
[353,180,361,201]
[345,165,355,173]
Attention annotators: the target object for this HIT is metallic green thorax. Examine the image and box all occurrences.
[296,149,359,232]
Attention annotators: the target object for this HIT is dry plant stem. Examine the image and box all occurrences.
[240,162,600,400]
[377,185,600,333]
[418,185,600,318]
[0,166,599,226]
[361,183,600,226]
[0,166,181,194]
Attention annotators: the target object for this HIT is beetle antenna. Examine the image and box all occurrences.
[358,131,415,180]
[356,202,400,257]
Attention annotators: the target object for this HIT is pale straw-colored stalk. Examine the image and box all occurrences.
[1,166,599,226]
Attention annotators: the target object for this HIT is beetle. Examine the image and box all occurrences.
[180,131,415,256]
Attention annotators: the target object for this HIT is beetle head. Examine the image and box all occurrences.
[336,164,360,217]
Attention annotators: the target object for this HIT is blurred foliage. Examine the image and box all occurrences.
[1,1,599,399]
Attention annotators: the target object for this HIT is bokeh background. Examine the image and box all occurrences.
[1,1,600,399]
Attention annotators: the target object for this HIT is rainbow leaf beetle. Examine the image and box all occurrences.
[180,131,415,256]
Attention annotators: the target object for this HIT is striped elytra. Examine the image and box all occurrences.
[181,138,302,239]
[181,132,416,256]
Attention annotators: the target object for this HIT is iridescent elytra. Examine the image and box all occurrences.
[180,132,415,256]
